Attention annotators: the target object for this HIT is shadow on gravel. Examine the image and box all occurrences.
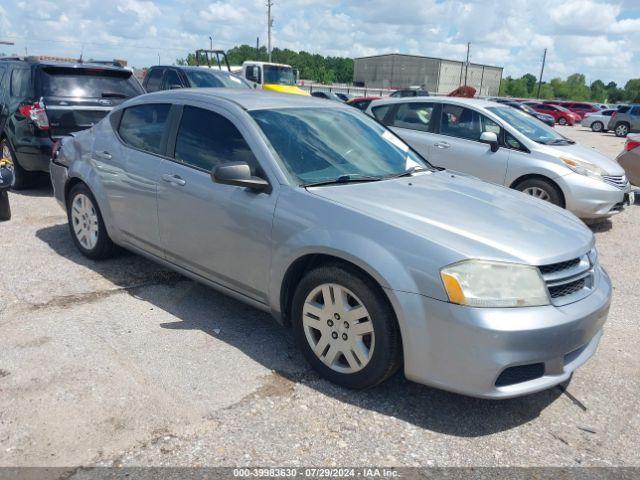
[35,223,563,438]
[10,175,53,196]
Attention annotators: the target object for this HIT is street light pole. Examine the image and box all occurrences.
[267,0,274,62]
[464,42,470,87]
[536,48,547,99]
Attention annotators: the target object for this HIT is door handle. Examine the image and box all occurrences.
[161,174,186,186]
[94,150,112,160]
[434,142,450,149]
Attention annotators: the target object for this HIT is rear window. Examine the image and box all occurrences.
[39,67,144,98]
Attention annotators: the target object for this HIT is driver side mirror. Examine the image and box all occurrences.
[169,84,183,90]
[211,161,270,192]
[480,131,499,152]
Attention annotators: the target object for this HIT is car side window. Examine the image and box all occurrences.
[390,102,435,132]
[163,69,181,90]
[145,69,164,92]
[174,106,257,172]
[371,105,391,124]
[118,104,171,155]
[10,68,30,97]
[631,107,640,115]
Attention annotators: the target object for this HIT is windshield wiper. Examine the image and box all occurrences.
[384,166,430,179]
[541,138,575,145]
[303,174,383,187]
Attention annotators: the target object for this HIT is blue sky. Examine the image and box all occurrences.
[0,0,638,85]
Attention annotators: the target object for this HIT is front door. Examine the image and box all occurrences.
[157,104,277,303]
[427,103,510,185]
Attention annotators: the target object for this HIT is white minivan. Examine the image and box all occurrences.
[366,97,633,220]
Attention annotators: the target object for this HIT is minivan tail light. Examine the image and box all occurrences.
[18,98,50,130]
[625,139,640,152]
[611,112,618,119]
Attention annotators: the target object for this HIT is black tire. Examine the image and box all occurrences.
[1,138,36,190]
[615,122,630,137]
[558,117,568,126]
[292,263,402,389]
[591,121,604,133]
[514,178,563,207]
[67,183,116,260]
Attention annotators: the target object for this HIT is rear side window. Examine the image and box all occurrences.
[118,104,171,154]
[390,102,435,132]
[174,106,256,171]
[145,69,163,92]
[39,67,143,98]
[163,69,182,89]
[10,69,31,97]
[631,107,640,115]
[371,105,391,123]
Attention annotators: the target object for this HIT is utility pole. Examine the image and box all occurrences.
[209,36,213,50]
[536,48,547,99]
[158,53,160,65]
[464,42,470,87]
[256,37,259,54]
[267,0,274,62]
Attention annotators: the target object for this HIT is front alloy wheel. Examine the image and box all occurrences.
[522,186,551,202]
[302,283,375,374]
[558,117,567,125]
[292,264,402,389]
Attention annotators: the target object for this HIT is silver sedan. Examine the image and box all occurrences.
[50,89,611,398]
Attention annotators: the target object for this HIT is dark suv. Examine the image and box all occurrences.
[0,58,144,188]
[143,66,251,92]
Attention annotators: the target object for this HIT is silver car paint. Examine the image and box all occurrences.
[51,89,611,398]
[581,111,614,130]
[366,97,630,219]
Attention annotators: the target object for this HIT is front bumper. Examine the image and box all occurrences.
[389,266,611,399]
[557,172,630,219]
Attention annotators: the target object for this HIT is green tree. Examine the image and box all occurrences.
[590,80,607,103]
[624,79,640,103]
[522,73,537,95]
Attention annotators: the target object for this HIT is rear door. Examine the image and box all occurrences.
[384,101,439,160]
[630,106,640,131]
[428,103,509,184]
[37,65,144,139]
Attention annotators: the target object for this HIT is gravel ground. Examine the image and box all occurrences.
[0,125,638,469]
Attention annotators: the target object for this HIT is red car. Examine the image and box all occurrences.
[546,101,601,120]
[524,102,581,125]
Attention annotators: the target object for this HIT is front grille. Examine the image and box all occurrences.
[539,258,580,275]
[495,363,545,387]
[538,250,595,305]
[602,174,629,190]
[549,277,586,298]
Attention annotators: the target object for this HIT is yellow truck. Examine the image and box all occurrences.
[195,50,308,96]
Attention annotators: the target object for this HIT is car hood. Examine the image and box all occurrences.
[539,143,625,176]
[308,170,593,265]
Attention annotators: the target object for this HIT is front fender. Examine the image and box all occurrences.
[268,227,419,316]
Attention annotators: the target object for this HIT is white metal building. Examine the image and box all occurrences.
[353,54,503,96]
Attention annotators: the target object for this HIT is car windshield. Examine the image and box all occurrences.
[185,70,250,89]
[251,107,431,185]
[263,66,295,85]
[487,106,574,145]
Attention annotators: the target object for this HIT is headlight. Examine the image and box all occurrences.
[440,260,549,308]
[560,156,605,179]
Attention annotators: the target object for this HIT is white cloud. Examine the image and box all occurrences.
[0,0,637,83]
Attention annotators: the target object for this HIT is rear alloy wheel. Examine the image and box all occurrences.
[558,117,568,126]
[615,123,630,137]
[516,178,563,207]
[67,183,116,260]
[591,121,604,133]
[1,138,35,190]
[292,264,402,389]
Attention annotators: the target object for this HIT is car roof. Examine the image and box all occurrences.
[372,96,500,109]
[1,58,126,72]
[140,88,349,111]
